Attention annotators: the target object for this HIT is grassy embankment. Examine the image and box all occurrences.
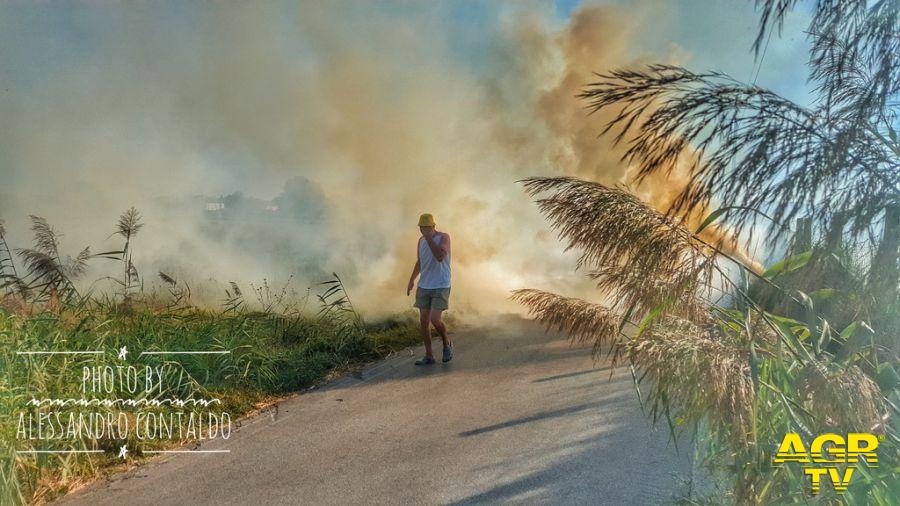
[0,295,421,503]
[0,213,422,504]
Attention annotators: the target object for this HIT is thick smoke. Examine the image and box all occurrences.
[0,2,753,315]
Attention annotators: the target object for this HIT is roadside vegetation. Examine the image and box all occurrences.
[0,212,420,504]
[516,2,898,504]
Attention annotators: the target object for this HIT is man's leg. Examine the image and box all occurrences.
[419,308,434,359]
[430,309,451,348]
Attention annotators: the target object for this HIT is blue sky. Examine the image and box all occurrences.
[1,1,812,103]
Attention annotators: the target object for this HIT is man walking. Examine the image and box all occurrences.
[407,213,452,365]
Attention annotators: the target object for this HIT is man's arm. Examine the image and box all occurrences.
[424,232,450,262]
[407,259,420,296]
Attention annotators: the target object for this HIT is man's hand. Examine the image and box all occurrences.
[407,278,414,296]
[421,230,448,262]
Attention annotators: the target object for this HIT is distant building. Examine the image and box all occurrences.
[206,202,225,211]
[264,205,280,212]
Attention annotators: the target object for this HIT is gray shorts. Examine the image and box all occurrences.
[414,287,450,310]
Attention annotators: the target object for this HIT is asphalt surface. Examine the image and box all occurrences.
[63,315,693,505]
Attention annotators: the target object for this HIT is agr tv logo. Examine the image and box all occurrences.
[773,432,881,494]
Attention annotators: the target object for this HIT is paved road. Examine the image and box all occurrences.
[63,316,693,505]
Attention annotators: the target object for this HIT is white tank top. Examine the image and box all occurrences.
[418,234,451,289]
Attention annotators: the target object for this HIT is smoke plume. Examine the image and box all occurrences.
[0,1,753,315]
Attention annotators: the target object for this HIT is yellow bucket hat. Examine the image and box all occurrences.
[417,213,436,227]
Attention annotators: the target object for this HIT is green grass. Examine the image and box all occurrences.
[0,302,421,504]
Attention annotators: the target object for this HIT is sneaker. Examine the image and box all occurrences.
[415,356,436,366]
[442,345,453,363]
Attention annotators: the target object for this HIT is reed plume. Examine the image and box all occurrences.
[519,177,715,315]
[158,271,191,309]
[13,216,88,303]
[114,207,144,295]
[579,53,897,245]
[0,220,26,299]
[625,315,755,442]
[797,363,886,433]
[158,271,177,286]
[116,207,144,239]
[511,288,621,358]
